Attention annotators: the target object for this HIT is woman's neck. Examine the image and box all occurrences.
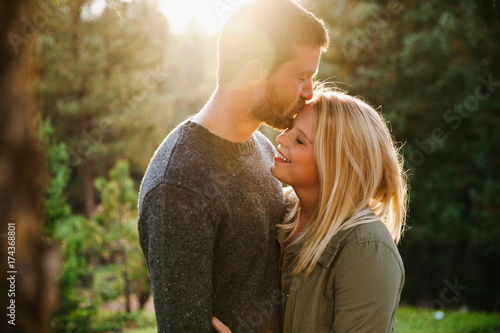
[288,185,319,243]
[294,185,319,218]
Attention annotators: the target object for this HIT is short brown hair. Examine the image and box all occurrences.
[217,0,329,85]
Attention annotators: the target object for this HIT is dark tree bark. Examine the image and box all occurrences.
[0,1,58,332]
[83,158,96,219]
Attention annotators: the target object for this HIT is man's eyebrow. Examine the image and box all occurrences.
[297,69,319,78]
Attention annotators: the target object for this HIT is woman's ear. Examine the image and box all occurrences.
[244,59,267,86]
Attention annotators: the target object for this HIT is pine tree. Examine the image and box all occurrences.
[94,160,150,312]
[39,119,97,332]
[33,0,171,218]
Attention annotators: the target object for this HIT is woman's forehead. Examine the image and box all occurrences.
[294,105,316,141]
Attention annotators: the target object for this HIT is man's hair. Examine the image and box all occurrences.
[217,0,329,85]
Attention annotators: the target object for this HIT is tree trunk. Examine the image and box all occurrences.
[83,159,96,219]
[0,1,58,332]
[118,200,131,313]
[123,248,131,313]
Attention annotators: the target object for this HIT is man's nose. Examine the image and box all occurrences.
[300,78,314,100]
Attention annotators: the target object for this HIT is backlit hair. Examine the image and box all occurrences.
[217,0,329,85]
[279,88,409,276]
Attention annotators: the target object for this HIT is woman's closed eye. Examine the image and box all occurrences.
[296,137,304,144]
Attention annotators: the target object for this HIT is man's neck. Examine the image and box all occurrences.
[192,86,262,143]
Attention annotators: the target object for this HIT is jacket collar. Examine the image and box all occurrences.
[317,227,355,268]
[276,226,356,267]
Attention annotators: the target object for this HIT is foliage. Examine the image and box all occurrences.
[92,264,125,302]
[33,0,172,217]
[41,124,149,330]
[39,118,97,332]
[90,310,156,332]
[51,214,99,333]
[39,119,72,234]
[93,160,151,311]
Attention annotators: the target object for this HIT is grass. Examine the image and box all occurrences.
[90,309,156,332]
[396,307,500,333]
[90,306,500,332]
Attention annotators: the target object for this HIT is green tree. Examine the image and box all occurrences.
[94,160,150,312]
[33,0,171,219]
[39,119,97,332]
[40,119,71,235]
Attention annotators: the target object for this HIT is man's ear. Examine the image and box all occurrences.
[244,59,267,86]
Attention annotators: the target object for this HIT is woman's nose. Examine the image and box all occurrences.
[276,130,287,146]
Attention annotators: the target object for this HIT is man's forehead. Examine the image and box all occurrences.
[284,45,321,68]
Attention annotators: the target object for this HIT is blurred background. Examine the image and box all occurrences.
[1,0,499,332]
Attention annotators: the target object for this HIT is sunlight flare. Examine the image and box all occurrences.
[158,0,249,34]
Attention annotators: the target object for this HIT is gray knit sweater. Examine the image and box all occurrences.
[138,120,285,333]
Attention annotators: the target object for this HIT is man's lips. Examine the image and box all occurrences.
[278,102,306,124]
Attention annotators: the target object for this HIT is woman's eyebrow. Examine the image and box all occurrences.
[296,127,313,144]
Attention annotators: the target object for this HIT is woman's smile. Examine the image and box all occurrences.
[271,105,319,189]
[275,150,291,163]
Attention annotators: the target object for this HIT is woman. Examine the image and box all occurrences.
[214,88,408,332]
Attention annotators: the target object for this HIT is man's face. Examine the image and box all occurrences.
[251,45,322,130]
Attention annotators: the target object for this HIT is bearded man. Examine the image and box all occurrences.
[138,1,328,331]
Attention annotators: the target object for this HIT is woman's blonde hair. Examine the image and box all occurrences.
[279,88,409,276]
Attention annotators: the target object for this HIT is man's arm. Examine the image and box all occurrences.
[138,183,219,332]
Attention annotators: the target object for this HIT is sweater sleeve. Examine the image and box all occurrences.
[331,241,404,333]
[138,183,219,333]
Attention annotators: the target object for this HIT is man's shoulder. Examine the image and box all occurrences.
[253,128,277,155]
[253,128,274,145]
[139,120,210,203]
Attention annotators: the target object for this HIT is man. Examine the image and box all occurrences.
[138,1,329,332]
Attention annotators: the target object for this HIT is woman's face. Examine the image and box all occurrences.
[271,104,319,189]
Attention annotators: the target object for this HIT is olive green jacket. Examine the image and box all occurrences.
[277,220,404,333]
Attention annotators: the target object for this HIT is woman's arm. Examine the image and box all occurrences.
[331,241,404,332]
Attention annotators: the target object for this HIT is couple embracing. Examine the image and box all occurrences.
[138,1,408,332]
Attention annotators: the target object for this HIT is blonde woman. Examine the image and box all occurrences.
[213,89,408,332]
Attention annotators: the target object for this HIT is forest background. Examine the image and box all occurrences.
[1,0,499,331]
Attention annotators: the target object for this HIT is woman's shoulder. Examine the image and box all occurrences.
[351,220,397,246]
[338,220,404,272]
[320,220,403,271]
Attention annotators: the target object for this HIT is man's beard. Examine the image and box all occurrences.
[251,82,302,130]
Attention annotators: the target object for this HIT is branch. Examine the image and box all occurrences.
[106,0,123,19]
